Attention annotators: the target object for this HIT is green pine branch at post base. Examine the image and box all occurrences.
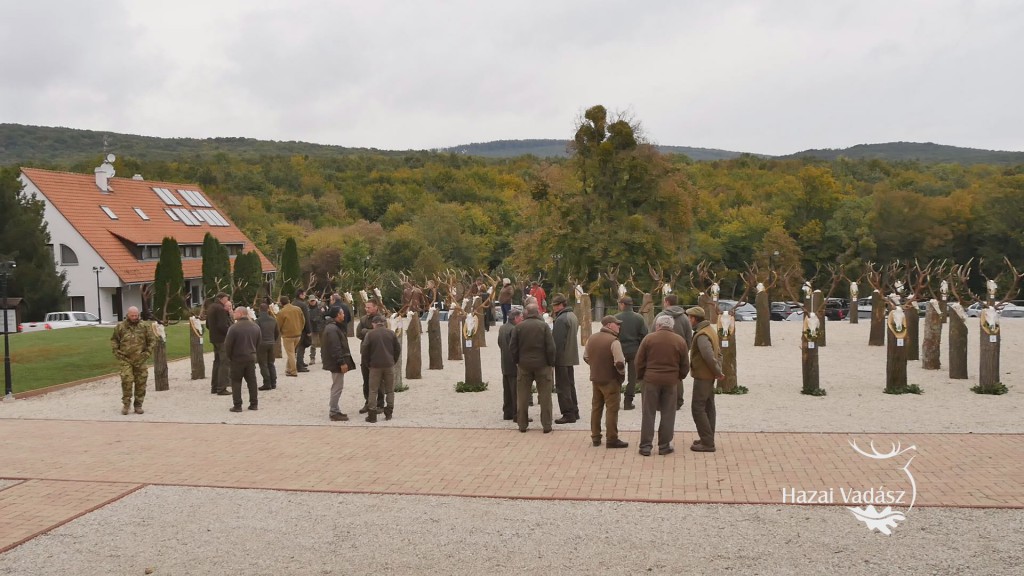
[456,381,488,393]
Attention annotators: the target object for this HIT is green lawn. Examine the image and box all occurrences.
[4,323,212,394]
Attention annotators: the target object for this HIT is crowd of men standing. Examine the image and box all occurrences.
[111,280,724,456]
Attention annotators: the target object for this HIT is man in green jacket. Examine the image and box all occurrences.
[687,307,725,453]
[551,294,580,424]
[615,296,648,410]
[510,303,556,433]
[110,306,155,415]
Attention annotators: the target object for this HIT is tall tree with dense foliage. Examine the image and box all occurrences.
[233,251,263,305]
[153,237,185,320]
[279,237,301,297]
[0,168,67,320]
[201,233,231,299]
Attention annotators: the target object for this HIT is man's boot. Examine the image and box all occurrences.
[383,407,393,421]
[121,403,130,416]
[134,404,144,415]
[365,411,378,423]
[624,399,635,410]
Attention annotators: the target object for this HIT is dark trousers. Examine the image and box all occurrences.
[691,378,717,448]
[640,380,678,452]
[554,366,579,419]
[361,364,385,408]
[230,360,259,408]
[211,342,230,393]
[296,337,309,368]
[257,342,276,388]
[500,303,512,324]
[623,351,638,401]
[502,372,518,419]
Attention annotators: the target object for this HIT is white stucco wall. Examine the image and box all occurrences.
[19,174,121,321]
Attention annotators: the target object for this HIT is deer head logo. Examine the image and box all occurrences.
[847,440,917,535]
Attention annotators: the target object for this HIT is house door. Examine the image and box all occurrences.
[113,287,124,321]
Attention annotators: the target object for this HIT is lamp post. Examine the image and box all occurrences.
[552,253,562,294]
[92,266,106,323]
[769,250,780,272]
[1,260,15,400]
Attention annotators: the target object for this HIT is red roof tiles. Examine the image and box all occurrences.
[21,168,275,285]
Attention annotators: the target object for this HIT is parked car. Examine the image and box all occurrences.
[965,302,984,317]
[770,301,801,321]
[419,308,450,322]
[857,297,874,320]
[492,304,524,323]
[999,303,1024,318]
[19,311,104,333]
[823,298,848,321]
[718,299,757,321]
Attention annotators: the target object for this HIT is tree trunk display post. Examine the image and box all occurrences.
[782,273,825,395]
[405,311,422,380]
[462,305,483,386]
[152,321,170,391]
[811,290,826,347]
[745,264,776,347]
[426,307,443,370]
[869,290,885,346]
[570,278,593,346]
[938,279,949,324]
[949,258,1022,393]
[647,264,682,333]
[847,276,861,325]
[639,293,655,332]
[718,311,737,392]
[905,305,920,361]
[884,301,910,393]
[448,306,464,361]
[947,303,968,379]
[691,260,721,324]
[921,300,942,370]
[387,313,405,390]
[188,314,205,379]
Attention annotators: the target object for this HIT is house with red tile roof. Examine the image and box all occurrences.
[19,158,275,321]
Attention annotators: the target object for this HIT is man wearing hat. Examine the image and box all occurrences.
[509,303,556,433]
[584,315,628,448]
[635,315,690,456]
[687,306,725,452]
[498,278,515,324]
[615,295,648,410]
[550,293,581,424]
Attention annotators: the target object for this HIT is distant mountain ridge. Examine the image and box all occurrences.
[1,124,1021,166]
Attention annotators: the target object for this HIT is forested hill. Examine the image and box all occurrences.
[0,123,408,166]
[781,142,1024,165]
[443,139,747,161]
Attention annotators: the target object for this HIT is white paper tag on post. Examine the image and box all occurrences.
[199,338,204,345]
[897,339,904,347]
[722,341,730,348]
[990,335,998,343]
[465,340,473,348]
[808,342,815,349]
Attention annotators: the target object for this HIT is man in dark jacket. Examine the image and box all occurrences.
[655,294,693,410]
[497,307,525,420]
[294,289,312,372]
[206,293,233,396]
[255,303,279,390]
[307,296,326,365]
[551,294,580,424]
[322,305,355,422]
[223,306,262,412]
[615,295,648,410]
[687,306,725,452]
[360,314,401,423]
[357,299,385,414]
[635,314,690,456]
[510,303,556,433]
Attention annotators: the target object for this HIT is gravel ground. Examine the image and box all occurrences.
[0,486,1020,576]
[3,320,1021,433]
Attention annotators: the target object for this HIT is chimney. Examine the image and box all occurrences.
[95,154,116,193]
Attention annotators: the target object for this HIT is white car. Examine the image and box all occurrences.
[18,311,104,333]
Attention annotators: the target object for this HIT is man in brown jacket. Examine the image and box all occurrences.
[223,306,262,412]
[498,278,515,323]
[275,295,306,377]
[360,314,401,423]
[509,303,556,433]
[635,314,690,456]
[687,306,725,452]
[584,315,628,448]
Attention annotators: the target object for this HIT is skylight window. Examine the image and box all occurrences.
[178,189,212,208]
[100,205,118,220]
[172,208,200,226]
[133,207,150,221]
[152,187,182,206]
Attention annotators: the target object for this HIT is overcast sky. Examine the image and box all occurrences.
[2,0,1022,155]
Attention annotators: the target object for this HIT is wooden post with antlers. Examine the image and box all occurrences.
[444,272,465,362]
[976,259,1022,392]
[570,275,592,346]
[692,262,721,324]
[921,299,942,370]
[424,280,443,370]
[747,264,776,346]
[903,262,931,362]
[188,310,206,379]
[463,296,484,386]
[782,272,825,395]
[865,264,886,346]
[884,295,910,394]
[144,283,174,392]
[844,272,862,325]
[816,265,844,348]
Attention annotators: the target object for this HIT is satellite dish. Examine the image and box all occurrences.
[106,153,116,163]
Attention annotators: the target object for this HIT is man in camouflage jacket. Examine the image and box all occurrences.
[110,306,155,415]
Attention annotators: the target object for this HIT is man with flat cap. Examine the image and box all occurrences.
[551,293,580,424]
[615,295,648,410]
[584,315,628,448]
[687,306,725,452]
[510,303,556,433]
[635,314,689,456]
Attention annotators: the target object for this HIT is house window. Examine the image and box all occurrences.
[226,244,243,257]
[142,246,161,260]
[100,205,118,220]
[180,245,200,259]
[152,187,182,206]
[133,207,150,221]
[178,189,212,208]
[68,296,86,311]
[60,244,79,265]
